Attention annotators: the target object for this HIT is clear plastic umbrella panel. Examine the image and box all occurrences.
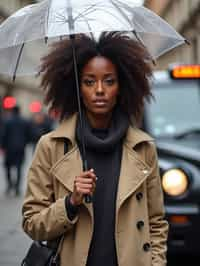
[0,0,188,78]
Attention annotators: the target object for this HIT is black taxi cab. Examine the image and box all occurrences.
[143,64,200,254]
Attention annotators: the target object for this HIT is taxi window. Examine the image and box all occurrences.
[146,80,200,137]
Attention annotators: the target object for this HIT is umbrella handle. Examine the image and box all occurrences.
[83,160,92,203]
[85,195,92,203]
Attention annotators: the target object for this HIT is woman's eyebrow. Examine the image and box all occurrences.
[104,73,117,78]
[82,73,117,78]
[82,73,95,78]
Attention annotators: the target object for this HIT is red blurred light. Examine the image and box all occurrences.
[3,96,16,109]
[29,101,42,113]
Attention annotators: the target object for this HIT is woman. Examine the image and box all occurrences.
[22,32,168,266]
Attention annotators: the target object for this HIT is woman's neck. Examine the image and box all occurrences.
[86,112,112,129]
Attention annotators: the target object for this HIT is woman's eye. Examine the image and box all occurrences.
[83,79,95,86]
[104,79,116,86]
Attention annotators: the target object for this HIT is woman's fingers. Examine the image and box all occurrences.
[76,183,93,189]
[71,169,97,205]
[74,169,97,192]
[75,177,95,184]
[75,169,97,184]
[79,169,96,180]
[75,180,96,192]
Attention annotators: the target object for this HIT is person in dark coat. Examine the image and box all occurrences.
[1,105,30,196]
[30,112,53,150]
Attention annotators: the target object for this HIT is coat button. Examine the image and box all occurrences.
[143,242,151,252]
[136,192,143,201]
[142,169,149,175]
[137,220,144,230]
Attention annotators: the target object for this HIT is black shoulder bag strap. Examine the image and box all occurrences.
[21,139,69,266]
[64,138,68,155]
[47,138,69,264]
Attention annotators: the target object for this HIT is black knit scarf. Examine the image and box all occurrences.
[76,107,129,153]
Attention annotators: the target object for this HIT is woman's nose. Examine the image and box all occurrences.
[96,81,104,94]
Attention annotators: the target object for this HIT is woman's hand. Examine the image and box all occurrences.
[70,169,97,206]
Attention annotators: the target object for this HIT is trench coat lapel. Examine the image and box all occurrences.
[50,146,93,218]
[50,114,79,193]
[116,127,153,211]
[51,146,82,192]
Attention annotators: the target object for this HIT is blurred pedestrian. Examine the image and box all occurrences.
[1,105,30,196]
[0,106,3,153]
[30,112,53,150]
[22,32,168,266]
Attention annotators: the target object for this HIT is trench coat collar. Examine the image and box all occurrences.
[51,113,78,146]
[125,124,154,148]
[50,113,154,149]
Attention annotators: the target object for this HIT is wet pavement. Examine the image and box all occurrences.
[0,147,32,266]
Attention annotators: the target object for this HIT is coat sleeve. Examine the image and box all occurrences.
[146,142,169,266]
[22,135,78,241]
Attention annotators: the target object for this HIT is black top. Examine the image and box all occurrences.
[76,108,129,266]
[85,128,121,266]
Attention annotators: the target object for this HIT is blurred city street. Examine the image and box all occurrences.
[0,146,32,266]
[0,1,200,266]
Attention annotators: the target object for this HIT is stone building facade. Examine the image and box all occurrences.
[0,0,42,116]
[144,0,200,69]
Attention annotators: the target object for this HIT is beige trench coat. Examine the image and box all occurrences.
[22,114,168,266]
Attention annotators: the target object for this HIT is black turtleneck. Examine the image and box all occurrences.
[76,108,129,266]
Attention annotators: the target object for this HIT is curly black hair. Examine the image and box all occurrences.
[41,31,153,122]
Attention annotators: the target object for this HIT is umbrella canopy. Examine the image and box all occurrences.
[0,0,187,78]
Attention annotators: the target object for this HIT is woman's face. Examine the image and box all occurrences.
[81,56,119,120]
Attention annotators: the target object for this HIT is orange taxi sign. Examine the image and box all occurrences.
[171,65,200,79]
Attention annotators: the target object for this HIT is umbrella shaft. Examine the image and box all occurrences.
[70,35,92,204]
[67,0,74,33]
[71,37,87,167]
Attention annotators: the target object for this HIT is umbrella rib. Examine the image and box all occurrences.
[53,12,68,23]
[74,11,95,39]
[13,43,24,81]
[73,1,127,28]
[75,5,129,29]
[74,2,103,21]
[45,0,52,38]
[110,0,132,25]
[112,0,134,13]
[133,28,186,39]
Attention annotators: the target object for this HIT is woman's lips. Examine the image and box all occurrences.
[93,100,107,107]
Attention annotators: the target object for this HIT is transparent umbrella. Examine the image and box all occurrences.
[0,0,188,79]
[0,0,188,202]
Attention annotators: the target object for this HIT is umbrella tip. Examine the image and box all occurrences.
[35,71,41,77]
[152,59,157,66]
[185,39,191,45]
[12,75,16,82]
